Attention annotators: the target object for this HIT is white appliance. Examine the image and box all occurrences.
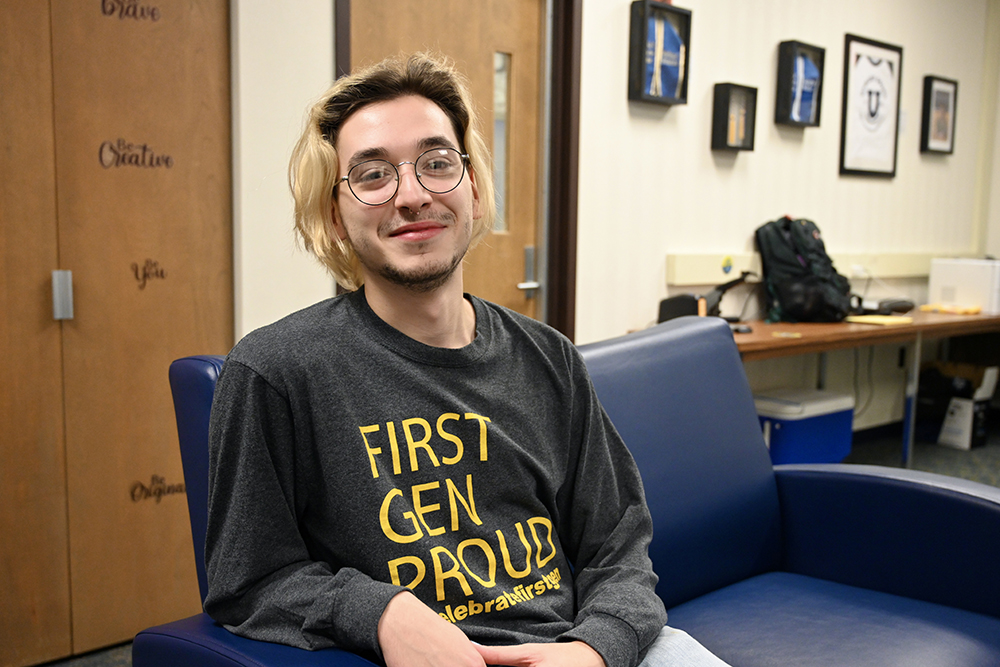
[928,258,1000,315]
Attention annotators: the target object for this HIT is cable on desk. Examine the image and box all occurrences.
[853,345,876,418]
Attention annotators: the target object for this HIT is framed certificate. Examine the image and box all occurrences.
[775,40,825,127]
[628,0,691,105]
[712,83,757,151]
[921,76,957,154]
[839,34,903,177]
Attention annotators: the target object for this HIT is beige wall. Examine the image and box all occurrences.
[231,0,335,340]
[987,0,1000,258]
[229,1,1000,353]
[576,0,999,344]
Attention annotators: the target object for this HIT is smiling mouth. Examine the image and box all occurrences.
[388,221,446,238]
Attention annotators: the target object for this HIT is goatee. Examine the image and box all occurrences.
[375,252,465,293]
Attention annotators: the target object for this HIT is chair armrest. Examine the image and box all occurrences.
[775,464,1000,618]
[133,614,379,667]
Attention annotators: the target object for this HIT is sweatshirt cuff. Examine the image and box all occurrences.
[330,576,408,660]
[560,612,639,667]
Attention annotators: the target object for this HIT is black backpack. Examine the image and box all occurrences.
[754,216,852,323]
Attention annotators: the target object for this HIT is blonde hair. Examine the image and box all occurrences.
[289,53,495,290]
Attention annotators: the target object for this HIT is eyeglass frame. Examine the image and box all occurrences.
[335,147,471,207]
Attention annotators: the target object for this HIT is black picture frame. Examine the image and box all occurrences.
[628,0,691,105]
[775,40,825,127]
[920,75,958,154]
[712,83,757,151]
[839,34,903,177]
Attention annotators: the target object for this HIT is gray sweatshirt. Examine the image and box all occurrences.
[205,289,666,667]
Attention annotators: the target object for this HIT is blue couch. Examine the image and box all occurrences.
[134,316,1000,666]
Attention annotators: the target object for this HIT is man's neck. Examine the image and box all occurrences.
[362,273,476,349]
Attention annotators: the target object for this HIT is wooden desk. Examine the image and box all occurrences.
[732,311,1000,465]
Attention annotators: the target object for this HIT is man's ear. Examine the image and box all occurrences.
[468,165,482,220]
[331,200,349,241]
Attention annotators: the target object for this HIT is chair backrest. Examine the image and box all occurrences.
[579,316,782,609]
[169,354,226,603]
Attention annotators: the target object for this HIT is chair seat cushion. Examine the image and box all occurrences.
[666,572,1000,667]
[132,613,378,667]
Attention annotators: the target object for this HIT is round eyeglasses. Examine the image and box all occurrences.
[338,147,470,206]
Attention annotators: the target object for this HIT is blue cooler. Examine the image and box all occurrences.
[754,388,854,464]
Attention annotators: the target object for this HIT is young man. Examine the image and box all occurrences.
[205,54,727,667]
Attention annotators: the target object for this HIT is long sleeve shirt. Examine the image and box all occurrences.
[204,289,667,667]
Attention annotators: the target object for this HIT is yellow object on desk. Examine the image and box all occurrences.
[920,304,982,315]
[844,315,914,325]
[771,331,802,338]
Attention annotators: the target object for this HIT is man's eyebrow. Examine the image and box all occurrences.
[346,147,389,167]
[345,136,460,168]
[417,136,460,152]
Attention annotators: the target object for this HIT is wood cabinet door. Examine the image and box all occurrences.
[0,2,73,666]
[1,3,232,663]
[49,1,233,652]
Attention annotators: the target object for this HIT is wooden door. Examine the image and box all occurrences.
[49,1,233,652]
[0,3,73,665]
[351,0,546,318]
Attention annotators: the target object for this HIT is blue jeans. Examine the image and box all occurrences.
[636,627,732,667]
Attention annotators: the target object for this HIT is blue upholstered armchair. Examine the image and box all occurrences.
[134,316,1000,666]
[133,355,378,667]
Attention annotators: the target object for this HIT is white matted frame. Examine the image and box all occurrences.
[920,75,958,154]
[839,34,903,177]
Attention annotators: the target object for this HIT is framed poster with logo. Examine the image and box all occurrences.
[628,0,691,105]
[839,34,903,177]
[921,75,957,154]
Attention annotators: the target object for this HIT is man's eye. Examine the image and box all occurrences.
[423,158,456,172]
[354,164,394,184]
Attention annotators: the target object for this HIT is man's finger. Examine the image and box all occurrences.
[474,643,531,666]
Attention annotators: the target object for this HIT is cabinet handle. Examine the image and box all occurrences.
[52,270,74,320]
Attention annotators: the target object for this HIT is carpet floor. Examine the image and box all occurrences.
[845,421,1000,488]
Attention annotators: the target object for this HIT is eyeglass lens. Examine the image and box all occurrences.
[346,148,466,206]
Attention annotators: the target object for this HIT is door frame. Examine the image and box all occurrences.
[334,0,580,340]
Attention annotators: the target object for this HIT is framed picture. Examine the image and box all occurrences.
[839,34,903,177]
[628,0,691,105]
[921,76,957,154]
[775,40,825,127]
[712,83,757,151]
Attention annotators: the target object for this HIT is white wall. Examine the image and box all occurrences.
[987,0,1000,257]
[231,0,335,341]
[576,0,996,344]
[990,82,1000,256]
[229,1,1000,349]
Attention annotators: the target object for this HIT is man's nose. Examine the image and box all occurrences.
[394,163,432,211]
